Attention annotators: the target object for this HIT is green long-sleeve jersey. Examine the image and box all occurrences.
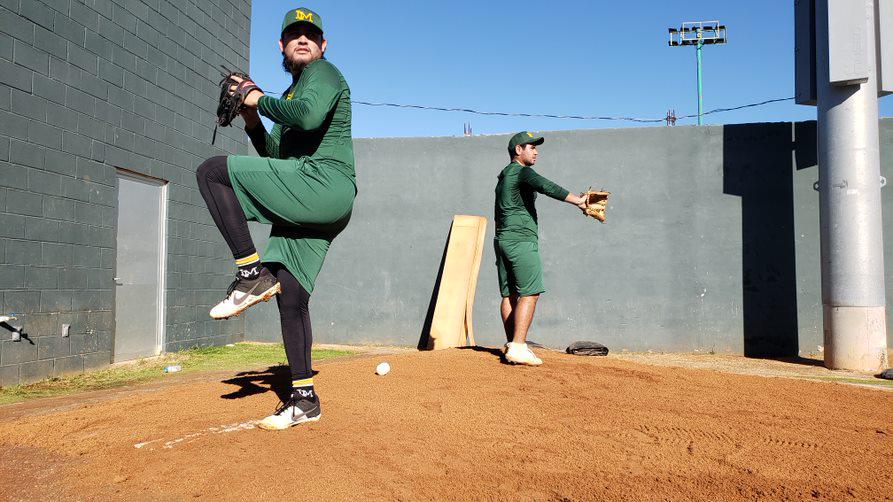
[494,162,570,242]
[245,59,354,183]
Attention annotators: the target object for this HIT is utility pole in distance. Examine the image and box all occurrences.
[668,21,727,125]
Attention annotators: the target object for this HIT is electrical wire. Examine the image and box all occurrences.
[350,101,666,123]
[677,97,795,119]
[350,97,795,124]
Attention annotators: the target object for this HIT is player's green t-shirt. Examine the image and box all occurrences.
[249,58,354,182]
[228,58,355,293]
[494,162,570,242]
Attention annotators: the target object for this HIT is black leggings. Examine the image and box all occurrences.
[269,264,314,381]
[196,156,256,260]
[196,156,313,381]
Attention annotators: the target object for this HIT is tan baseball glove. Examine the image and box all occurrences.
[581,188,611,223]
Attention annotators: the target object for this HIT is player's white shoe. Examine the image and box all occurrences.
[504,342,543,366]
[210,268,280,319]
[257,394,322,430]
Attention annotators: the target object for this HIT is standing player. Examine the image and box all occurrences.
[494,132,588,366]
[195,7,355,429]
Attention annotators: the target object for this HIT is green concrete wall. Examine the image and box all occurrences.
[245,120,893,357]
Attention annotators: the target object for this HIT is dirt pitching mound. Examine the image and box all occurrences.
[1,348,891,500]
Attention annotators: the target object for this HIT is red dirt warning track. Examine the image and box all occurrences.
[0,348,891,500]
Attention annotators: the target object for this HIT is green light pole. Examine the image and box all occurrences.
[695,39,704,125]
[669,21,727,125]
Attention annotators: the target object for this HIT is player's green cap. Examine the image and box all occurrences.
[281,7,323,36]
[508,131,544,153]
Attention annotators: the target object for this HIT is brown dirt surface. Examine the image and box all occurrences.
[1,348,892,501]
[613,351,893,388]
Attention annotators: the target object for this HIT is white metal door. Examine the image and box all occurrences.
[113,171,167,362]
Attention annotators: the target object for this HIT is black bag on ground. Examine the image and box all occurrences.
[877,368,893,380]
[566,341,609,356]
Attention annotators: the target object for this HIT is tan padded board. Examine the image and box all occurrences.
[429,215,488,350]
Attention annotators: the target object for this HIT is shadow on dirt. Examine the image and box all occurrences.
[220,365,319,402]
[763,356,824,367]
[457,345,511,365]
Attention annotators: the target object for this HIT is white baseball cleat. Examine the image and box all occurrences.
[210,268,280,320]
[257,394,322,431]
[504,342,543,366]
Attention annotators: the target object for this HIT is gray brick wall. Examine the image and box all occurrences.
[0,0,254,386]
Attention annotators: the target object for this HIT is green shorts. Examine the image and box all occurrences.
[227,155,355,293]
[494,239,545,297]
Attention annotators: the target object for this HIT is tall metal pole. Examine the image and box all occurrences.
[816,0,888,371]
[668,22,725,126]
[696,40,704,125]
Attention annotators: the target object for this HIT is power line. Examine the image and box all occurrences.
[677,97,794,119]
[350,97,795,124]
[351,101,665,123]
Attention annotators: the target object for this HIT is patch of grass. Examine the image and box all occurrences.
[0,343,353,405]
[804,375,893,388]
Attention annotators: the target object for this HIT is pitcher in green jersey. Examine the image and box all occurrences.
[195,7,355,429]
[494,132,588,366]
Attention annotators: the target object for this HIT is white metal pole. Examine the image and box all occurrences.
[816,0,889,371]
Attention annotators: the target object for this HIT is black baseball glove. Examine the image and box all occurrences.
[212,66,262,144]
[566,341,609,356]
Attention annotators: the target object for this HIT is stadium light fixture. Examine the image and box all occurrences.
[668,21,728,125]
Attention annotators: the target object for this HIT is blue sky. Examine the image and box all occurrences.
[247,0,892,138]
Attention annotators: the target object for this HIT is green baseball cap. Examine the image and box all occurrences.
[508,131,544,153]
[281,7,323,36]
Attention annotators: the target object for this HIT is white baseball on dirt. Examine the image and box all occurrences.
[375,362,390,376]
